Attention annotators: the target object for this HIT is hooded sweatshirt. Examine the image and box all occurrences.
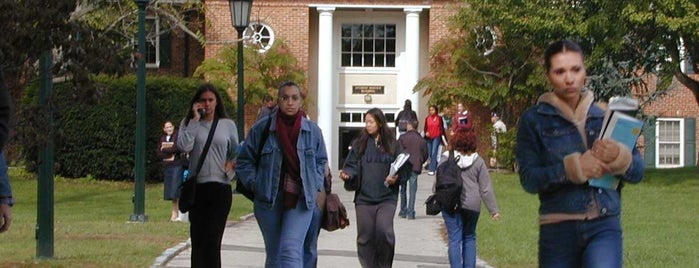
[441,151,499,214]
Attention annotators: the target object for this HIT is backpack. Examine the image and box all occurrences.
[434,150,462,214]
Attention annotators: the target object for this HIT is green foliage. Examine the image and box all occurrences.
[17,75,234,181]
[194,39,307,105]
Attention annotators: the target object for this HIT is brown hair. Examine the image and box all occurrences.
[450,129,477,153]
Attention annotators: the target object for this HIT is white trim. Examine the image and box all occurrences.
[311,4,430,10]
[655,118,685,168]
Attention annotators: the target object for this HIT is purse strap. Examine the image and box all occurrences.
[192,118,219,176]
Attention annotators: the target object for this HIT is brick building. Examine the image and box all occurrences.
[201,0,463,168]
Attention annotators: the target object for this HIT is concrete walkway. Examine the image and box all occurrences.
[153,172,493,268]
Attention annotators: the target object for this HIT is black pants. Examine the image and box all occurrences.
[189,182,232,268]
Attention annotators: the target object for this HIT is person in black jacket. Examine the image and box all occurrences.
[394,99,417,136]
[340,107,412,267]
[397,120,427,219]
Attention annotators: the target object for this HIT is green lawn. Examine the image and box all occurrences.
[0,167,253,267]
[477,167,699,268]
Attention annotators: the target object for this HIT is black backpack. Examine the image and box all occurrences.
[434,150,463,214]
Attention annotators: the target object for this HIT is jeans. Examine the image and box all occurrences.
[399,171,419,218]
[442,208,480,268]
[427,137,442,172]
[255,190,315,268]
[539,215,623,268]
[303,205,322,268]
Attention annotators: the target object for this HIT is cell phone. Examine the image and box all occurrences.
[198,108,206,118]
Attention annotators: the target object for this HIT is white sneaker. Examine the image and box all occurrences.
[427,171,435,176]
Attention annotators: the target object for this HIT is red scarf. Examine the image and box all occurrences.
[276,111,302,208]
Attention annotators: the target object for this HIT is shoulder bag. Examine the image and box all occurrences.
[178,118,219,213]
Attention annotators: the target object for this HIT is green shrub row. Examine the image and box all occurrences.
[18,75,234,181]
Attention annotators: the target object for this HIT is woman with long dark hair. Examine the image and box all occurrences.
[340,107,412,267]
[177,83,239,268]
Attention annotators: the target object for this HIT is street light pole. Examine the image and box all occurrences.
[229,0,253,140]
[130,0,148,222]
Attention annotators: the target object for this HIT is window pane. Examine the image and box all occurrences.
[375,53,384,67]
[375,24,385,38]
[342,25,352,37]
[341,53,351,66]
[386,39,395,53]
[375,39,384,52]
[364,39,374,52]
[342,38,352,52]
[386,54,395,67]
[386,25,396,38]
[363,24,374,38]
[352,25,361,39]
[353,53,362,66]
[353,39,363,52]
[363,54,373,67]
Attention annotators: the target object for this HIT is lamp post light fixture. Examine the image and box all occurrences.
[229,0,253,140]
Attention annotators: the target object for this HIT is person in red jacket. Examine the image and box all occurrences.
[424,105,445,175]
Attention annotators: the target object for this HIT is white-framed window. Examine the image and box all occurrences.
[656,118,684,168]
[244,22,275,53]
[340,24,396,67]
[132,16,161,68]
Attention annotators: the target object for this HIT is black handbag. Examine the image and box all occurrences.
[425,194,441,216]
[178,118,218,213]
[321,192,350,231]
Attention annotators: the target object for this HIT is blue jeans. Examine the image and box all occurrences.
[255,191,315,268]
[427,137,442,172]
[539,215,622,268]
[399,171,418,218]
[442,209,480,268]
[303,205,322,268]
[0,153,11,198]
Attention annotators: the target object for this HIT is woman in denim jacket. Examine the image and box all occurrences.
[516,40,644,267]
[236,82,328,267]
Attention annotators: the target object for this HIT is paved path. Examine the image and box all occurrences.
[154,172,493,268]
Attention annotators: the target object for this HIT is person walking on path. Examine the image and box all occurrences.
[439,129,500,268]
[177,84,239,268]
[516,40,644,267]
[256,94,277,122]
[339,107,412,268]
[237,81,328,267]
[395,99,417,137]
[424,105,446,176]
[397,120,427,219]
[489,113,507,168]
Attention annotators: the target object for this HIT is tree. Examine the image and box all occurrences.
[417,0,699,118]
[193,39,307,105]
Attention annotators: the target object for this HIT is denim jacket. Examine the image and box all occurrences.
[516,91,644,218]
[236,112,328,209]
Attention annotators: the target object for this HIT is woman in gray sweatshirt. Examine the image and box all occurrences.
[438,129,500,268]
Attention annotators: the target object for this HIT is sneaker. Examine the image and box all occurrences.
[427,171,435,176]
[398,211,406,218]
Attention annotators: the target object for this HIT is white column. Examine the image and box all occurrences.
[404,8,422,112]
[317,7,335,166]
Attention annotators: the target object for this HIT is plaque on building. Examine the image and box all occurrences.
[352,85,384,94]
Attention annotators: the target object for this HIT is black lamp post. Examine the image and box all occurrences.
[130,0,149,222]
[229,0,252,140]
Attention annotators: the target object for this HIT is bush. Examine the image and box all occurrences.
[18,75,234,181]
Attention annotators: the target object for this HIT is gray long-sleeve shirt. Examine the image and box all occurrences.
[178,118,238,184]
